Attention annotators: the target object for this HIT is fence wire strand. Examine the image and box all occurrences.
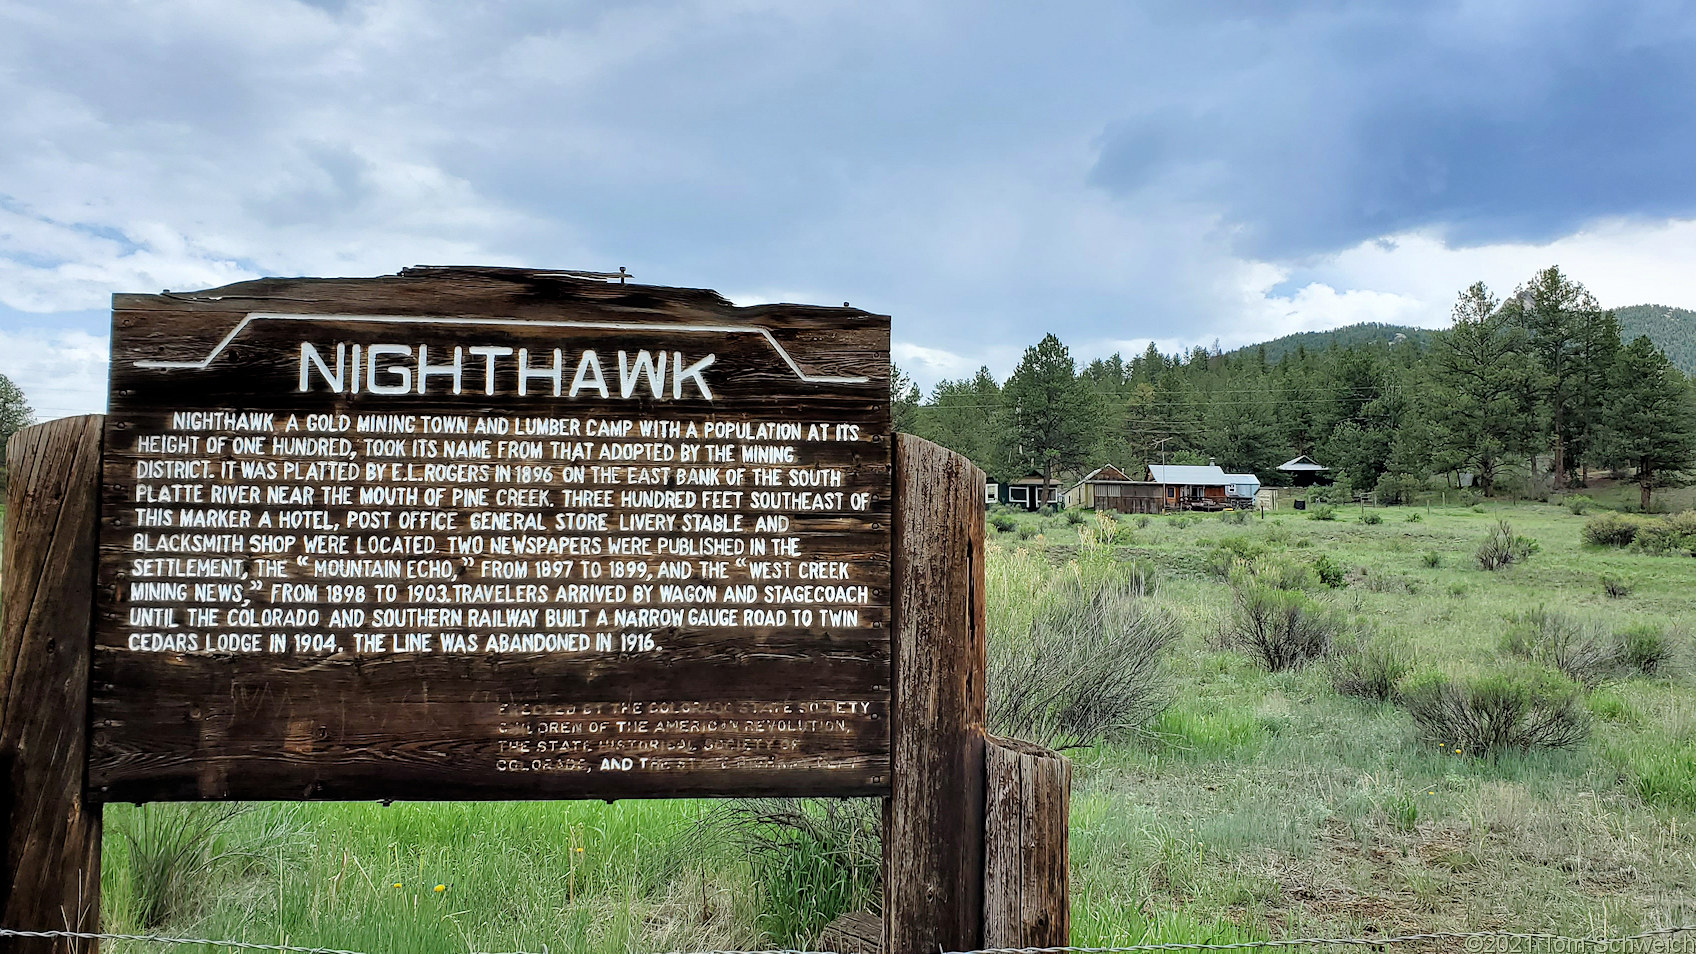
[4,924,1696,954]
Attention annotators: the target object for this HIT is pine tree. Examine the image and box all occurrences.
[1505,266,1602,485]
[1598,337,1696,511]
[1426,283,1533,496]
[1000,334,1102,490]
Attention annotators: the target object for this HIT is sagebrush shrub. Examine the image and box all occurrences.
[1246,556,1317,592]
[1307,505,1337,521]
[1330,634,1415,702]
[1223,584,1343,672]
[1567,495,1595,515]
[1601,574,1633,599]
[1501,607,1621,686]
[1421,551,1442,569]
[1476,520,1538,570]
[1218,509,1250,525]
[1584,513,1640,548]
[1360,511,1383,525]
[989,575,1181,749]
[989,513,1017,533]
[1400,668,1589,757]
[1615,623,1677,676]
[1064,508,1086,525]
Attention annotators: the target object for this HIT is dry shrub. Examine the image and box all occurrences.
[989,572,1180,749]
[1330,633,1416,702]
[1476,519,1538,570]
[1223,583,1343,672]
[1501,607,1620,686]
[1615,623,1678,676]
[1400,668,1589,757]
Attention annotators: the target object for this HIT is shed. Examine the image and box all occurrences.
[1064,465,1166,514]
[1223,473,1261,502]
[1277,455,1332,487]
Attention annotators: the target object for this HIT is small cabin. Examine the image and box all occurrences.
[1064,465,1166,514]
[1003,473,1064,511]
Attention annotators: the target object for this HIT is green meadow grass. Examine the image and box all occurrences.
[98,499,1696,951]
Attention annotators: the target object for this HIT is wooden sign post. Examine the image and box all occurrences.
[0,267,1067,954]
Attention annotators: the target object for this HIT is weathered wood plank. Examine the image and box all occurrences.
[885,434,986,954]
[1,416,105,954]
[94,268,893,801]
[818,909,883,954]
[984,735,1071,949]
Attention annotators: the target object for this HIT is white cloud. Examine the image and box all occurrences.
[0,329,109,420]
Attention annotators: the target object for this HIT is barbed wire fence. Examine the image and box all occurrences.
[4,924,1696,954]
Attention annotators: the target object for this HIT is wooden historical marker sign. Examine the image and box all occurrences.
[89,266,892,802]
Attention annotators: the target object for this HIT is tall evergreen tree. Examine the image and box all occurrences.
[1426,283,1533,496]
[1504,266,1602,485]
[1000,334,1102,489]
[1570,306,1622,479]
[1598,336,1696,511]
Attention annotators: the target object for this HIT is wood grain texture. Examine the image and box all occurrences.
[94,267,892,802]
[884,434,986,954]
[983,735,1070,949]
[818,910,883,954]
[1,416,104,954]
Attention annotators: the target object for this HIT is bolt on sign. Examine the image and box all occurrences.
[92,267,891,801]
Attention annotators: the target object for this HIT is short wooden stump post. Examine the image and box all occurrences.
[984,736,1071,949]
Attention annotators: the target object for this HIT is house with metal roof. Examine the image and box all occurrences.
[1145,463,1231,510]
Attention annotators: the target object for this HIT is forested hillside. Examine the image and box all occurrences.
[1236,306,1696,375]
[905,267,1696,509]
[1230,322,1433,363]
[1616,304,1696,375]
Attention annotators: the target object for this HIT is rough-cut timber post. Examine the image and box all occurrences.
[886,434,987,954]
[1,416,104,954]
[983,735,1071,948]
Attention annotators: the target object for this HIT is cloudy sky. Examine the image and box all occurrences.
[4,0,1696,417]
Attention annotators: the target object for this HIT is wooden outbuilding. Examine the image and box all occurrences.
[1063,465,1166,514]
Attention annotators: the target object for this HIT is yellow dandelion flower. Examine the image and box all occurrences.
[392,883,402,889]
[576,846,585,853]
[434,884,447,893]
